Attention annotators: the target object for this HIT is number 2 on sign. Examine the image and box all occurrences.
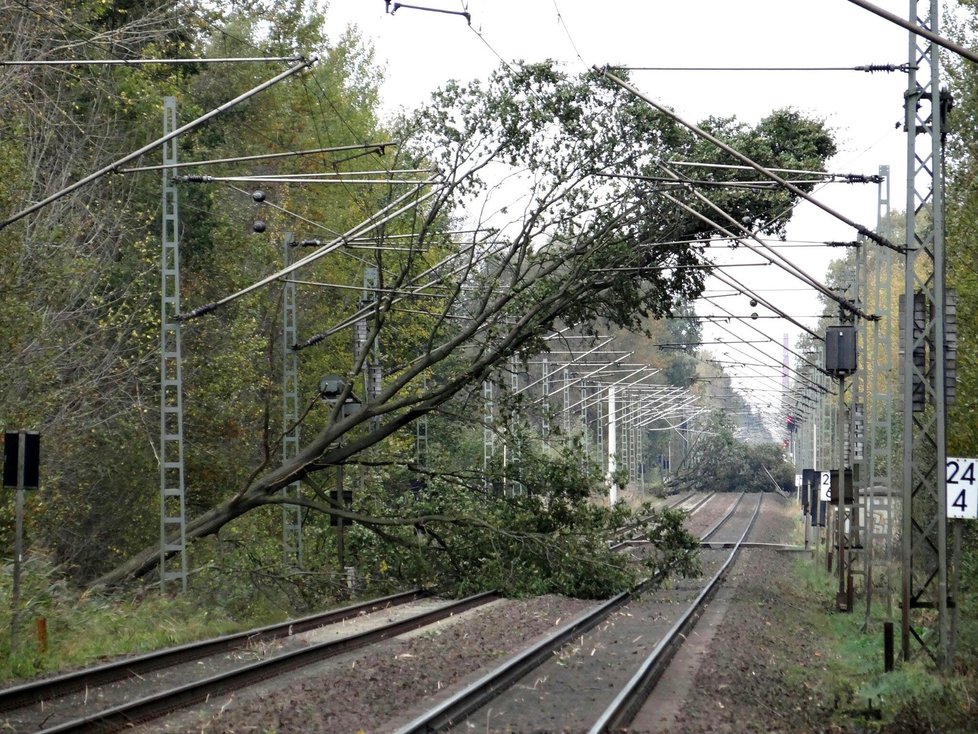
[819,471,831,502]
[946,457,978,520]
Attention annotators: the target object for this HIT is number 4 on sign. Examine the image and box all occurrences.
[946,457,978,520]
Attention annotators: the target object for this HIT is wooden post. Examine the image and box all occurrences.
[36,617,48,654]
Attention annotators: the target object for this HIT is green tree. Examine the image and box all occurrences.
[668,410,793,493]
[86,62,835,587]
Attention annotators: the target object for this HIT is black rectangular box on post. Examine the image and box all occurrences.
[802,468,817,510]
[830,468,855,504]
[824,325,857,376]
[329,489,354,526]
[3,431,41,489]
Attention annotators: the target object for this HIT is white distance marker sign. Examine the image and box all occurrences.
[946,457,978,520]
[819,470,831,502]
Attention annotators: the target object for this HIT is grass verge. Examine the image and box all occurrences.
[0,556,280,683]
[793,558,977,732]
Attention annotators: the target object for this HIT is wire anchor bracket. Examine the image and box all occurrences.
[386,1,471,24]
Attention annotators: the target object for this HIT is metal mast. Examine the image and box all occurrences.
[868,166,896,622]
[282,232,302,569]
[416,377,428,469]
[363,267,383,412]
[901,0,951,666]
[160,96,187,592]
[541,357,551,437]
[607,386,617,505]
[483,379,495,481]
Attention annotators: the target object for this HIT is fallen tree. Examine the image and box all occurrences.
[92,62,835,587]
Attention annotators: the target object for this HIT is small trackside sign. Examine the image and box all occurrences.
[946,457,978,520]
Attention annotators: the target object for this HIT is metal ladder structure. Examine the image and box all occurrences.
[866,166,897,623]
[901,0,954,667]
[362,267,383,415]
[160,96,187,592]
[282,232,302,569]
[483,379,494,481]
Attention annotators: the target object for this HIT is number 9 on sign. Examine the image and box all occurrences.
[946,457,978,520]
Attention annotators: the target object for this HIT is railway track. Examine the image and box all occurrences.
[0,590,497,733]
[609,491,714,548]
[394,492,763,733]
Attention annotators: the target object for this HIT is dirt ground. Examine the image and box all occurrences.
[656,493,839,734]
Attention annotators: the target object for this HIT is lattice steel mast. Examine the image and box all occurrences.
[901,0,953,666]
[282,232,302,569]
[160,97,188,592]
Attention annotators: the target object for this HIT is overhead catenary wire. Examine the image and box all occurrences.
[193,168,435,180]
[180,176,430,185]
[654,172,876,322]
[293,235,506,350]
[602,175,838,190]
[551,0,586,67]
[668,160,883,183]
[703,314,829,392]
[845,0,978,66]
[177,178,442,321]
[698,295,826,383]
[0,56,303,66]
[688,249,822,340]
[0,55,318,232]
[118,144,395,173]
[610,63,912,73]
[509,338,618,396]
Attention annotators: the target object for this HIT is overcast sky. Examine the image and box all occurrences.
[322,0,921,419]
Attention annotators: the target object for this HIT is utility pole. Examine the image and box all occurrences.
[541,357,550,438]
[868,165,896,624]
[416,375,428,470]
[361,267,383,416]
[160,97,187,593]
[483,379,494,486]
[837,368,849,610]
[506,354,521,495]
[850,237,867,610]
[281,232,302,570]
[902,0,954,667]
[607,385,617,506]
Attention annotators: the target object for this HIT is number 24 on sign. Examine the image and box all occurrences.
[946,457,978,520]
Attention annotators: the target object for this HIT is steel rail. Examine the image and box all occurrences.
[610,492,716,549]
[681,491,718,516]
[33,591,497,734]
[394,493,745,734]
[589,493,764,732]
[0,589,429,713]
[700,492,749,541]
[665,490,697,509]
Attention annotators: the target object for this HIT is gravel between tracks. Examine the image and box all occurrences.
[662,492,835,734]
[142,492,839,733]
[143,594,596,733]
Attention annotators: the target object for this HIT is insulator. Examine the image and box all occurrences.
[856,64,898,74]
